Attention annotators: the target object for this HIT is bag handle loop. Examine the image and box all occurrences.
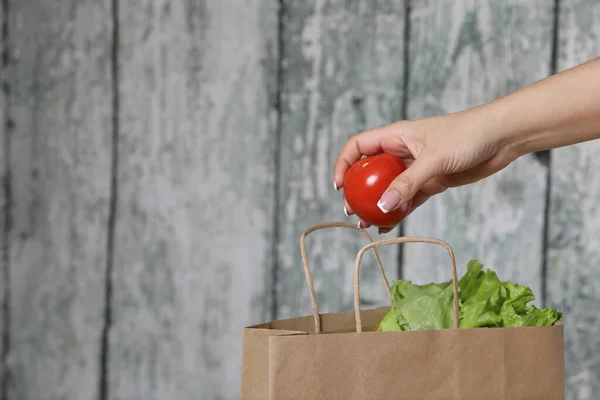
[353,237,460,333]
[300,222,392,334]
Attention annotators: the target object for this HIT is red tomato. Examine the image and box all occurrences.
[343,153,411,228]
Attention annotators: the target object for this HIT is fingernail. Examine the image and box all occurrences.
[344,206,350,216]
[378,227,391,235]
[377,190,401,214]
[334,181,339,191]
[357,220,362,229]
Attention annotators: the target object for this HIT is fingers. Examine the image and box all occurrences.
[341,199,370,228]
[343,198,354,216]
[333,129,383,190]
[333,124,404,190]
[358,219,371,230]
[378,226,395,235]
[376,190,431,234]
[377,153,439,213]
[345,203,371,229]
[376,190,430,234]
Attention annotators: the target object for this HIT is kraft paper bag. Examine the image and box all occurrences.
[241,222,564,400]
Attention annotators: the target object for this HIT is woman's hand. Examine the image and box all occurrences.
[334,57,600,233]
[333,108,519,233]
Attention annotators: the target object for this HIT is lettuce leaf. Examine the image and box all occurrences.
[378,259,562,332]
[377,280,454,331]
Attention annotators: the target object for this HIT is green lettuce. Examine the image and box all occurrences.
[378,259,562,332]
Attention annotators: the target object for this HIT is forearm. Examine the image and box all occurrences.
[483,57,600,156]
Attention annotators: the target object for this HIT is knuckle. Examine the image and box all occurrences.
[395,174,415,194]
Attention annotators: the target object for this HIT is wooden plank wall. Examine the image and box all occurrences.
[549,1,600,398]
[5,1,113,399]
[0,1,598,400]
[112,1,277,399]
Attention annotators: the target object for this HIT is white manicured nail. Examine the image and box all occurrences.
[377,190,401,214]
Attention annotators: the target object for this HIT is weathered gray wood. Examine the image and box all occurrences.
[548,1,600,398]
[276,0,407,320]
[0,0,5,396]
[403,1,553,303]
[111,1,278,399]
[6,0,113,399]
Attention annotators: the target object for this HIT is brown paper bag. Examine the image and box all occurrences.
[241,222,564,400]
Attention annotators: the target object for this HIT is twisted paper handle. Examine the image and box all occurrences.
[353,237,460,333]
[300,222,392,334]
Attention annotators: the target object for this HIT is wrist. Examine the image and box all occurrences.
[483,102,526,158]
[446,103,522,159]
[471,97,541,159]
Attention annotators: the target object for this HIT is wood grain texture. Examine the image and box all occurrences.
[402,1,553,302]
[277,0,406,321]
[0,0,5,397]
[112,1,278,399]
[6,0,113,398]
[548,1,600,398]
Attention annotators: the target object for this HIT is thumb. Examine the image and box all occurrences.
[377,154,439,213]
